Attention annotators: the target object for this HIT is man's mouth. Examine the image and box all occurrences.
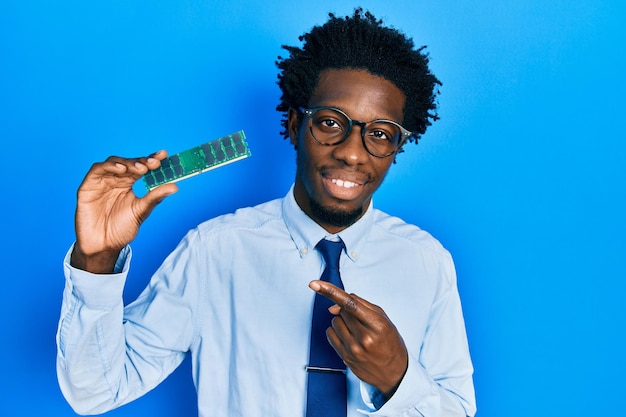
[330,178,359,188]
[322,172,368,201]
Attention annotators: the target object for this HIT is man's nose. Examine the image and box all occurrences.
[331,124,369,164]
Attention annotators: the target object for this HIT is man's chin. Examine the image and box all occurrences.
[310,198,363,229]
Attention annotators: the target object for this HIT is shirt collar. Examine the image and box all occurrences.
[282,184,374,263]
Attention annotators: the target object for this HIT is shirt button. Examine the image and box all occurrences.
[350,251,358,259]
[300,247,309,255]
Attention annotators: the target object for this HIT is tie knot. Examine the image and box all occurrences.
[316,239,344,270]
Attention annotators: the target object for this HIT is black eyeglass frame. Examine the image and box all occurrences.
[298,106,413,158]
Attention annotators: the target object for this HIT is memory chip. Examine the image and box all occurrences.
[143,130,251,191]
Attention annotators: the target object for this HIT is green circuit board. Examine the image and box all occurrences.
[143,130,251,191]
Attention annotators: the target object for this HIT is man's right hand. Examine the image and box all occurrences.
[70,150,178,274]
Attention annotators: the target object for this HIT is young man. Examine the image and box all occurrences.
[57,9,476,417]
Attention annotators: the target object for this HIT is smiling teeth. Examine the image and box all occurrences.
[331,178,358,188]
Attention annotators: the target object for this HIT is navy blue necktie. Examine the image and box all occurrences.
[306,239,347,417]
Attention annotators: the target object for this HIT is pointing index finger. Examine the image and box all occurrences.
[309,280,358,313]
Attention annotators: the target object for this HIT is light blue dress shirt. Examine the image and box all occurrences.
[57,186,476,417]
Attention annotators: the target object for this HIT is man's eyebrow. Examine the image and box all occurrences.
[313,104,401,124]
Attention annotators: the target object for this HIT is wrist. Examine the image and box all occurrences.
[381,358,408,400]
[70,245,121,274]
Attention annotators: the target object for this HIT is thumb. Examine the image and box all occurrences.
[137,183,179,218]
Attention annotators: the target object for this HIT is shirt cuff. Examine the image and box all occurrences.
[63,244,132,309]
[358,352,436,416]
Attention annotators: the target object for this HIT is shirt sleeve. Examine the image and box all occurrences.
[357,254,476,417]
[56,238,198,415]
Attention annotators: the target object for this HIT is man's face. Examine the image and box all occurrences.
[288,68,406,233]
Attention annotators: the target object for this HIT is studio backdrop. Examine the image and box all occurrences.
[1,1,624,416]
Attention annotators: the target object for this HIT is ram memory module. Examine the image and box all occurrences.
[143,130,251,191]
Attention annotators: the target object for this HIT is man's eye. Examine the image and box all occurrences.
[368,130,391,141]
[317,119,343,130]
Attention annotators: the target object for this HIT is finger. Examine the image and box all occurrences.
[89,158,146,184]
[138,150,169,170]
[326,318,350,358]
[339,293,394,335]
[329,315,354,345]
[105,150,167,164]
[86,159,127,176]
[146,182,179,202]
[309,279,350,307]
[78,160,132,192]
[327,317,372,371]
[104,150,168,174]
[329,304,342,315]
[309,280,366,320]
[148,149,168,160]
[343,292,387,316]
[138,182,179,216]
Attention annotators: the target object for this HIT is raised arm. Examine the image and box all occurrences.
[58,150,184,414]
[71,150,178,273]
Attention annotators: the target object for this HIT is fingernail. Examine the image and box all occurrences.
[328,305,341,314]
[309,281,321,291]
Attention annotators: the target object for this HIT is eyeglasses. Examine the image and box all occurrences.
[298,106,412,158]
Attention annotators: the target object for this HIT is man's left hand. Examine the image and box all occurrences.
[309,280,408,399]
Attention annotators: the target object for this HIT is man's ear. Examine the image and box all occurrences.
[287,108,299,149]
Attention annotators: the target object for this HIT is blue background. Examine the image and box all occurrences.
[1,1,624,416]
